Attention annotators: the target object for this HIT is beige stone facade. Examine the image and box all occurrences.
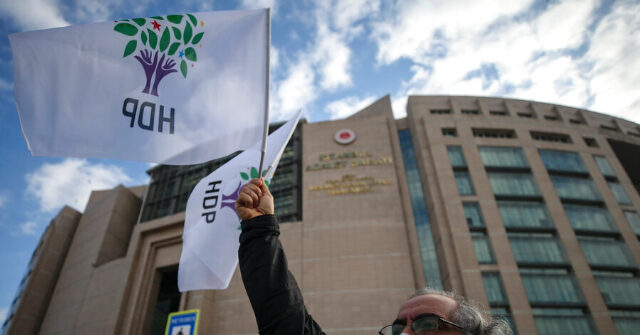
[4,95,640,335]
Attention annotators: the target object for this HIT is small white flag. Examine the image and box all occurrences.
[9,9,269,164]
[178,111,302,291]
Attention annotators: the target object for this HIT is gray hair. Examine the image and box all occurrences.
[410,288,513,335]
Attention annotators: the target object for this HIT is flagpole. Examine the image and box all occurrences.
[258,7,271,178]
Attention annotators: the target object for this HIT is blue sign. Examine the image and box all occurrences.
[164,309,200,335]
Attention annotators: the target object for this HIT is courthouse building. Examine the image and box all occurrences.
[3,95,640,335]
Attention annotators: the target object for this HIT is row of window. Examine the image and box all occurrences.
[442,127,601,148]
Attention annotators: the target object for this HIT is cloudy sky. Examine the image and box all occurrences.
[0,0,639,324]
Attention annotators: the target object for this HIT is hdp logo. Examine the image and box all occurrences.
[114,14,204,96]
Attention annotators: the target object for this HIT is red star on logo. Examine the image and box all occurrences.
[152,20,161,31]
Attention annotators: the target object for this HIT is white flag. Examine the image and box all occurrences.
[178,111,302,291]
[9,9,269,164]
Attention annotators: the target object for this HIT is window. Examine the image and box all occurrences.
[593,156,615,177]
[539,150,588,174]
[517,112,534,118]
[490,110,508,116]
[569,119,584,125]
[455,171,475,195]
[624,211,640,235]
[149,269,181,335]
[550,176,602,202]
[520,269,584,305]
[479,147,529,168]
[544,115,560,121]
[531,131,572,143]
[533,308,596,335]
[488,172,541,197]
[584,137,598,147]
[463,202,485,228]
[628,132,640,138]
[472,232,496,264]
[594,272,640,307]
[462,109,480,115]
[431,109,451,115]
[600,124,618,132]
[483,273,508,305]
[498,201,553,229]
[442,128,458,137]
[610,310,640,335]
[564,204,617,232]
[447,146,467,168]
[608,182,632,204]
[578,236,636,269]
[509,233,568,265]
[473,128,516,139]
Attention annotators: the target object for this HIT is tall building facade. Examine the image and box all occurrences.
[4,95,640,335]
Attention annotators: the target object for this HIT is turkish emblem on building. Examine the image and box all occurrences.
[335,129,356,145]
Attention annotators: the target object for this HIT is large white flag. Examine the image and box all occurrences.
[9,9,269,164]
[178,111,301,291]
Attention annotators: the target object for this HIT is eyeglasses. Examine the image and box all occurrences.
[378,313,473,335]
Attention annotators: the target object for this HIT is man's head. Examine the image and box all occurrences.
[384,288,512,335]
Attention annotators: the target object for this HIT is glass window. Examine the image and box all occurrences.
[564,204,617,232]
[398,129,443,290]
[509,233,568,265]
[463,202,484,228]
[479,146,529,168]
[578,236,636,268]
[483,272,507,305]
[521,270,584,304]
[539,150,588,173]
[608,182,632,205]
[447,146,467,168]
[533,309,596,335]
[624,211,640,235]
[498,201,553,228]
[594,273,640,307]
[594,156,615,177]
[472,232,496,264]
[455,171,475,195]
[611,310,640,335]
[488,172,540,197]
[531,132,572,143]
[550,176,602,201]
[150,269,181,335]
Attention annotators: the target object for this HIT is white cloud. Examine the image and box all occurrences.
[0,78,12,92]
[534,0,594,50]
[272,60,316,120]
[0,192,8,208]
[19,221,37,235]
[0,0,69,30]
[0,307,8,325]
[326,95,377,120]
[25,159,132,213]
[313,25,352,90]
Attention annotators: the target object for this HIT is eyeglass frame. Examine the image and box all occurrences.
[378,313,474,335]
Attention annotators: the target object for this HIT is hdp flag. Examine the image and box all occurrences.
[9,9,269,164]
[178,111,301,291]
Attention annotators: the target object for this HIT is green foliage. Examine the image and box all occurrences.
[192,32,204,44]
[183,22,193,44]
[132,18,146,26]
[180,60,187,78]
[185,47,197,61]
[168,42,180,56]
[167,15,183,24]
[187,14,197,26]
[240,172,249,181]
[250,167,259,179]
[141,31,147,46]
[151,16,163,20]
[159,27,170,52]
[172,27,182,40]
[123,40,137,57]
[147,29,157,49]
[114,22,138,36]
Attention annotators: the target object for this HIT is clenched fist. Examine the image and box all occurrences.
[235,178,274,220]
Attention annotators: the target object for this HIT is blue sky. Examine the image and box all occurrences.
[0,0,639,322]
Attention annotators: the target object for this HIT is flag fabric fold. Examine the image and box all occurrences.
[10,9,269,165]
[178,111,302,291]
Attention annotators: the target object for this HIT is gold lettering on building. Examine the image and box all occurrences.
[309,174,392,195]
[306,150,393,171]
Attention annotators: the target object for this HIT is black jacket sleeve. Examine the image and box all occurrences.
[239,215,325,335]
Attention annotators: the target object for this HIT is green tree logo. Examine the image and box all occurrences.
[113,14,204,96]
[240,167,271,187]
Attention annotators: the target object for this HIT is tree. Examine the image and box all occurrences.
[114,14,204,96]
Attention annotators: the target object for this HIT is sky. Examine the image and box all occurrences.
[0,0,639,324]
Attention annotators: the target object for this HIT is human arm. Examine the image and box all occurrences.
[236,179,325,335]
